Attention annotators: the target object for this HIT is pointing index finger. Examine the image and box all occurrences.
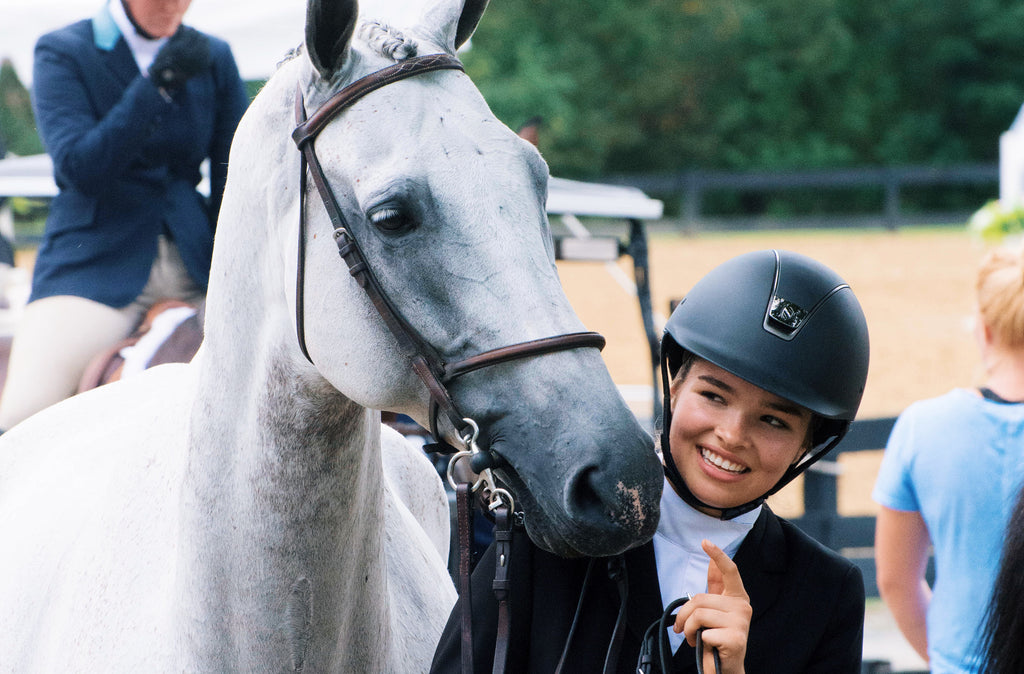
[702,539,748,599]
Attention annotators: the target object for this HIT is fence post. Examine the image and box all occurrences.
[682,171,702,227]
[883,169,900,230]
[801,467,839,549]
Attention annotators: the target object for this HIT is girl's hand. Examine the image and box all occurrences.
[673,539,752,674]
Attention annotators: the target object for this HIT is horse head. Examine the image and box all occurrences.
[230,0,662,558]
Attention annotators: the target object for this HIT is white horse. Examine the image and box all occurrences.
[0,0,663,671]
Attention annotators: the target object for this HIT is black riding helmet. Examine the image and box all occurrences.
[660,249,870,520]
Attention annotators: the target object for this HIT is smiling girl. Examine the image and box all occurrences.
[432,249,871,673]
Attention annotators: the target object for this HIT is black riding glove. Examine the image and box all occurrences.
[149,26,211,93]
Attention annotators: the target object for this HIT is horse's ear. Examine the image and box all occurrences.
[422,0,488,52]
[454,0,488,49]
[306,0,358,79]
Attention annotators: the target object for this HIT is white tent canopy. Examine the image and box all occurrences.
[3,0,307,84]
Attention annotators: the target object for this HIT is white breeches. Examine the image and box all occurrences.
[0,236,203,430]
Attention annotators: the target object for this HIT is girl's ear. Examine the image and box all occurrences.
[667,377,684,413]
[792,416,817,465]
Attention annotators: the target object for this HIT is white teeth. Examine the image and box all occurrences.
[701,448,746,474]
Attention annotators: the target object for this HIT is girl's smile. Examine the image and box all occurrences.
[668,358,813,510]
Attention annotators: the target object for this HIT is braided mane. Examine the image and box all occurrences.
[360,20,419,60]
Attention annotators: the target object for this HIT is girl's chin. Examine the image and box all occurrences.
[688,480,754,511]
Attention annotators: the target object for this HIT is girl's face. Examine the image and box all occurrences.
[126,0,193,38]
[668,359,812,511]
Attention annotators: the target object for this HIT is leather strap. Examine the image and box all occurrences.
[491,505,513,674]
[292,53,464,148]
[445,332,606,380]
[554,559,596,672]
[603,557,629,673]
[457,483,475,673]
[294,91,314,364]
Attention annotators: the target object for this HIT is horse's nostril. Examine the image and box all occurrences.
[567,465,610,522]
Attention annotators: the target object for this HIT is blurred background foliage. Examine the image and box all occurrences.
[461,0,1024,177]
[3,0,1024,217]
[0,60,43,157]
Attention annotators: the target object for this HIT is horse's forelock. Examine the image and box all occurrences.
[359,20,419,60]
[276,45,306,71]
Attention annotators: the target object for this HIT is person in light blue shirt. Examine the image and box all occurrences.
[873,244,1024,674]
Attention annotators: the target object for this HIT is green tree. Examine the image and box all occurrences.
[465,0,1024,181]
[0,58,43,156]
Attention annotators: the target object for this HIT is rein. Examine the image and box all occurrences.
[292,53,607,673]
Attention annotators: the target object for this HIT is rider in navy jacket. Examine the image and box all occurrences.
[0,0,247,431]
[29,5,247,306]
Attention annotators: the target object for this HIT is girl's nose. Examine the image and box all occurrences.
[715,411,750,449]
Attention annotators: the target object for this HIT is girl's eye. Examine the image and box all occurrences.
[699,390,725,403]
[369,207,413,233]
[762,415,790,430]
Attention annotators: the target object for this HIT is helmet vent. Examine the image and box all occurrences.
[765,296,808,339]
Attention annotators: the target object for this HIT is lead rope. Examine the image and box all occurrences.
[456,481,475,673]
[554,557,629,674]
[637,597,722,674]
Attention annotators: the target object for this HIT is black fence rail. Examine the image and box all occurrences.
[607,164,998,229]
[786,415,936,598]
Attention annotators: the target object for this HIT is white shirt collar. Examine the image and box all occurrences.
[656,478,761,556]
[652,477,760,652]
[107,0,168,75]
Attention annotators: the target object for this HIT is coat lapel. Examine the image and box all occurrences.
[734,507,787,621]
[99,37,142,87]
[623,542,666,645]
[91,9,141,87]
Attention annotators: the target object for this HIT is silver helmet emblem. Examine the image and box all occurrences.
[764,296,809,340]
[769,297,807,329]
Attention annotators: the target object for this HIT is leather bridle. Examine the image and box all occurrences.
[291,53,606,456]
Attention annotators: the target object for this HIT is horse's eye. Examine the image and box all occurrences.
[368,207,413,233]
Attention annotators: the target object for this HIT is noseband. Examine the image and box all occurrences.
[291,53,606,455]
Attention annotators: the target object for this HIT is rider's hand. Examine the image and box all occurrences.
[149,26,210,93]
[673,539,751,674]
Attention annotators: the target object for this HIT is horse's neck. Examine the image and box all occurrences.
[176,340,393,670]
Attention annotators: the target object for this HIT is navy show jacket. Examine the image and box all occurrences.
[30,9,249,307]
